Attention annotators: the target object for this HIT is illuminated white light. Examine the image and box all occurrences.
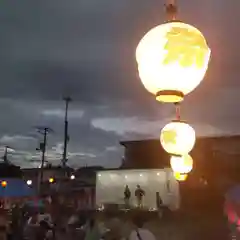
[98,174,101,177]
[70,175,75,180]
[157,172,160,176]
[26,180,32,186]
[140,174,143,177]
[125,175,128,179]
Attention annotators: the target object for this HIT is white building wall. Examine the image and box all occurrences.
[96,168,180,210]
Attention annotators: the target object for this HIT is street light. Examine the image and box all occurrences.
[26,180,32,186]
[70,174,75,180]
[160,120,195,156]
[1,181,7,188]
[49,178,54,183]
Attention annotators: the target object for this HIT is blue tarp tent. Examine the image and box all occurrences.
[0,178,36,197]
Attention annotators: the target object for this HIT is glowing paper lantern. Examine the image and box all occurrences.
[136,21,211,103]
[170,154,193,174]
[174,172,188,181]
[160,120,195,155]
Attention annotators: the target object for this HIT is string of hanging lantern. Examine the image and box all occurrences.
[135,0,211,180]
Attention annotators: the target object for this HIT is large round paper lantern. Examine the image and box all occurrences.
[170,154,193,174]
[136,21,211,103]
[160,120,196,155]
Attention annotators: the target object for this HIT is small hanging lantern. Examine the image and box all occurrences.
[170,154,193,174]
[160,120,195,155]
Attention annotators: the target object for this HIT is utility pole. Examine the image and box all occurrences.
[62,97,71,171]
[36,126,53,193]
[2,146,12,164]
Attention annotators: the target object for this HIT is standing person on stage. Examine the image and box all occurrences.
[156,192,163,210]
[156,192,164,219]
[124,185,131,208]
[135,185,145,208]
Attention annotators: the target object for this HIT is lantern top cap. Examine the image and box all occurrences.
[165,0,178,21]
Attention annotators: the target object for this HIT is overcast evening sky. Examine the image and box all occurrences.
[0,0,238,168]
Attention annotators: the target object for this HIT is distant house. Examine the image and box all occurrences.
[22,165,105,209]
[22,165,74,185]
[0,162,22,178]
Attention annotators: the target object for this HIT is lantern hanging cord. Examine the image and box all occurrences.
[165,0,178,21]
[174,102,181,121]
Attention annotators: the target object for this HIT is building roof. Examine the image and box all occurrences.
[22,165,74,173]
[76,166,104,172]
[120,135,240,147]
[0,163,22,178]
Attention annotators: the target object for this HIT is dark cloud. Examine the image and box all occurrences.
[0,0,239,167]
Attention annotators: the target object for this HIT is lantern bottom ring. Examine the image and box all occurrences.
[156,90,184,103]
[170,153,182,157]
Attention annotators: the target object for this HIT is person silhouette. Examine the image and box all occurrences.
[135,185,145,208]
[124,185,131,208]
